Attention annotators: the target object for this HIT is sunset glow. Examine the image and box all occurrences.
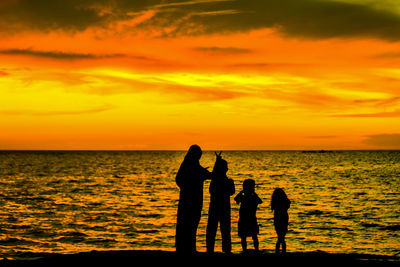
[1,0,400,150]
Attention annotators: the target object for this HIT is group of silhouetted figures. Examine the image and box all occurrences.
[175,145,291,254]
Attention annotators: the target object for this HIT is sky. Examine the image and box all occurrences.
[0,0,400,150]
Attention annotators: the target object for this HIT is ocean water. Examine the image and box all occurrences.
[0,151,399,258]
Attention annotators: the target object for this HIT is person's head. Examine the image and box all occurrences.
[243,179,255,194]
[271,188,288,204]
[214,158,228,175]
[185,144,202,161]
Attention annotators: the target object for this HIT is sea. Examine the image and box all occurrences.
[0,150,399,258]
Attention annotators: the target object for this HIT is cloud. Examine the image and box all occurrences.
[0,48,125,60]
[0,0,111,33]
[226,62,308,71]
[228,63,270,68]
[137,0,400,40]
[193,46,252,55]
[306,135,337,139]
[2,0,400,40]
[332,109,400,117]
[0,105,115,116]
[363,133,400,148]
[152,0,233,9]
[353,96,400,107]
[86,75,249,101]
[374,51,400,58]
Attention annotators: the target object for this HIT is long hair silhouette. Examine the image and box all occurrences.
[271,188,290,211]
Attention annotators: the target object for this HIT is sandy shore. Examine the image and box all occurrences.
[1,250,399,266]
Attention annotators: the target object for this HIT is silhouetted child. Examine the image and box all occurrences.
[206,152,235,253]
[234,179,262,252]
[271,188,291,254]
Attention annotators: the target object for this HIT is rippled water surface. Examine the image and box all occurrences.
[0,151,399,257]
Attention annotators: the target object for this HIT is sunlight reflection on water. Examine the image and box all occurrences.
[0,151,399,257]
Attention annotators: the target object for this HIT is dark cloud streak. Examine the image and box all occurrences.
[0,70,8,76]
[0,0,112,33]
[139,0,400,40]
[193,46,252,54]
[0,105,115,116]
[374,51,400,58]
[332,109,400,118]
[1,0,400,40]
[306,135,337,139]
[0,48,125,60]
[363,133,400,148]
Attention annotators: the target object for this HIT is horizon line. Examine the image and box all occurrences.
[0,149,399,152]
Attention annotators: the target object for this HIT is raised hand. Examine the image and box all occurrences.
[215,151,222,160]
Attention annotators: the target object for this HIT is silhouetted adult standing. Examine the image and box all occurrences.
[175,145,211,253]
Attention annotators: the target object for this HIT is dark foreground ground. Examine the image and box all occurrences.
[1,250,399,266]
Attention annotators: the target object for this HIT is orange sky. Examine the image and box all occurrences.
[1,0,400,150]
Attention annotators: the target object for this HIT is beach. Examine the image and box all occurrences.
[1,250,399,266]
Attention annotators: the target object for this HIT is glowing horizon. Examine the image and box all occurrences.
[1,0,400,150]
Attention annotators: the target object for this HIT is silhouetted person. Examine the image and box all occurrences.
[234,179,262,252]
[175,145,211,253]
[206,152,235,254]
[271,187,291,254]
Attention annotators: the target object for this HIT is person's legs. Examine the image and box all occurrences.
[220,214,232,253]
[282,239,286,254]
[252,235,259,251]
[275,231,286,254]
[206,213,218,253]
[281,232,287,254]
[189,211,201,253]
[175,202,185,252]
[176,215,193,253]
[240,236,247,252]
[275,239,280,254]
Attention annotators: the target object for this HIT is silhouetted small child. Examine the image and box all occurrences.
[271,188,291,254]
[234,179,262,252]
[206,152,235,253]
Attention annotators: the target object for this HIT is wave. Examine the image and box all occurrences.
[300,210,335,216]
[136,214,164,219]
[383,225,400,231]
[84,238,118,247]
[361,223,400,231]
[0,238,37,246]
[132,229,158,234]
[23,229,57,239]
[53,231,89,243]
